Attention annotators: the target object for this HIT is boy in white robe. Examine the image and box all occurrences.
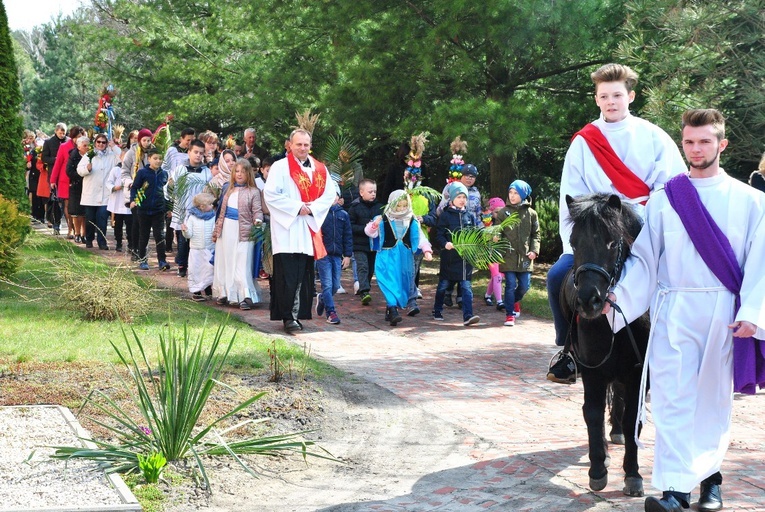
[547,63,687,384]
[604,109,765,512]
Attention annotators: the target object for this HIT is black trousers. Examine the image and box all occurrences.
[129,206,141,256]
[137,211,167,263]
[269,253,315,322]
[112,213,133,248]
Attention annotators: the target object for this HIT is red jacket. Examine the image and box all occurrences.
[50,140,75,199]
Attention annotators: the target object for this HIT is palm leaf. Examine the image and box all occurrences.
[408,185,441,204]
[449,212,520,269]
[320,134,363,188]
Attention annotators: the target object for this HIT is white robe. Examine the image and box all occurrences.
[610,171,765,493]
[559,113,687,254]
[263,156,335,256]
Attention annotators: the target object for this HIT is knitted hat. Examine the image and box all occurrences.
[447,182,469,203]
[488,197,505,210]
[509,180,532,201]
[137,128,153,141]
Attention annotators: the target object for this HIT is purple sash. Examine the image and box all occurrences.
[665,174,765,394]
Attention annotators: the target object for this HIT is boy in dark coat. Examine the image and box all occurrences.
[130,148,170,271]
[315,185,354,324]
[433,182,480,326]
[348,178,383,305]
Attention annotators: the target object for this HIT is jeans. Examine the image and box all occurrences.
[316,255,342,314]
[354,250,376,294]
[84,205,109,247]
[434,278,474,320]
[503,271,531,314]
[137,211,167,263]
[547,253,574,346]
[175,230,189,269]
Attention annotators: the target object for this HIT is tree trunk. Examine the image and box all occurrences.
[489,151,516,200]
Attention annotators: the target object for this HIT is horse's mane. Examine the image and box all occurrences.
[567,193,642,247]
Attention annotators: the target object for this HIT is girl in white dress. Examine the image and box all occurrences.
[212,159,264,310]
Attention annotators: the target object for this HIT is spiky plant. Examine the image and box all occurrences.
[449,213,519,269]
[294,109,320,135]
[320,134,363,188]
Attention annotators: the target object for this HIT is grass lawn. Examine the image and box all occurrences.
[0,232,335,376]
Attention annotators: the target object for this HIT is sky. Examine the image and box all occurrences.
[5,0,88,32]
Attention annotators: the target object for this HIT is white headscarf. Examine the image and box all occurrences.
[384,189,413,233]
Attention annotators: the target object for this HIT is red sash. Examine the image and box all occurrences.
[287,153,328,259]
[573,124,650,205]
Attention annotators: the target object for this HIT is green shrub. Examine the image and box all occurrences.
[0,194,31,278]
[535,198,562,263]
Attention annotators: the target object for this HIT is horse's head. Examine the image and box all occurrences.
[566,193,640,320]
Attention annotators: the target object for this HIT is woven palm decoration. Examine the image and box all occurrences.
[405,132,428,189]
[295,109,320,135]
[448,136,467,183]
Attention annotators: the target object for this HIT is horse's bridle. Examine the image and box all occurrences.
[573,237,625,291]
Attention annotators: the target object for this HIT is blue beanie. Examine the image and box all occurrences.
[509,180,532,201]
[447,182,469,203]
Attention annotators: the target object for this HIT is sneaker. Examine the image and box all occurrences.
[336,286,347,294]
[484,296,494,306]
[192,292,205,302]
[240,298,253,310]
[353,281,360,294]
[443,295,453,307]
[85,242,94,248]
[547,351,577,384]
[158,261,171,271]
[504,315,515,326]
[432,311,444,320]
[216,297,228,306]
[115,244,123,252]
[416,287,422,299]
[496,301,505,311]
[463,315,480,326]
[361,293,372,306]
[407,306,420,317]
[513,302,521,317]
[315,295,325,317]
[326,311,341,324]
[138,262,149,271]
[177,267,187,278]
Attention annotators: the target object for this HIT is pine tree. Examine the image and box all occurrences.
[0,0,26,202]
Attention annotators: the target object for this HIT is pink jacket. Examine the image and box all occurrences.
[50,140,75,199]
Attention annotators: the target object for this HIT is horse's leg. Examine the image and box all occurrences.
[582,372,609,491]
[621,367,644,497]
[608,381,626,445]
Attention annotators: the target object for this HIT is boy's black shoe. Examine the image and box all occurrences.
[547,351,577,384]
[407,306,420,317]
[443,294,453,307]
[115,244,123,252]
[644,495,684,512]
[177,267,187,278]
[191,292,205,302]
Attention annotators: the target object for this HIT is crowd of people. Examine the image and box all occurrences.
[22,122,539,332]
[22,61,765,512]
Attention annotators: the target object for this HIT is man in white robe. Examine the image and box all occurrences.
[264,129,335,332]
[604,109,765,512]
[547,63,686,384]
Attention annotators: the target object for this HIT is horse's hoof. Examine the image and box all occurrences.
[610,433,626,445]
[622,476,644,497]
[590,474,608,492]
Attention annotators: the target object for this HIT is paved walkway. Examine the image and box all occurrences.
[37,224,765,511]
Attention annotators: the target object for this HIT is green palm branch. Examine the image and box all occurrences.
[320,134,363,188]
[382,185,442,217]
[449,212,519,269]
[249,222,271,257]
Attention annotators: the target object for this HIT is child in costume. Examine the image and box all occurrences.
[483,196,506,308]
[365,190,433,326]
[181,192,216,301]
[495,180,540,326]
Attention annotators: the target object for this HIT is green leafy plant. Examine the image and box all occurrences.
[320,134,363,188]
[137,451,166,484]
[534,198,561,263]
[51,323,334,489]
[449,213,519,269]
[0,194,31,278]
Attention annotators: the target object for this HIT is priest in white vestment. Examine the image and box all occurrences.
[605,109,765,512]
[264,129,336,332]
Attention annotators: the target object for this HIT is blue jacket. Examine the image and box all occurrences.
[130,165,168,215]
[321,204,353,258]
[436,205,477,281]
